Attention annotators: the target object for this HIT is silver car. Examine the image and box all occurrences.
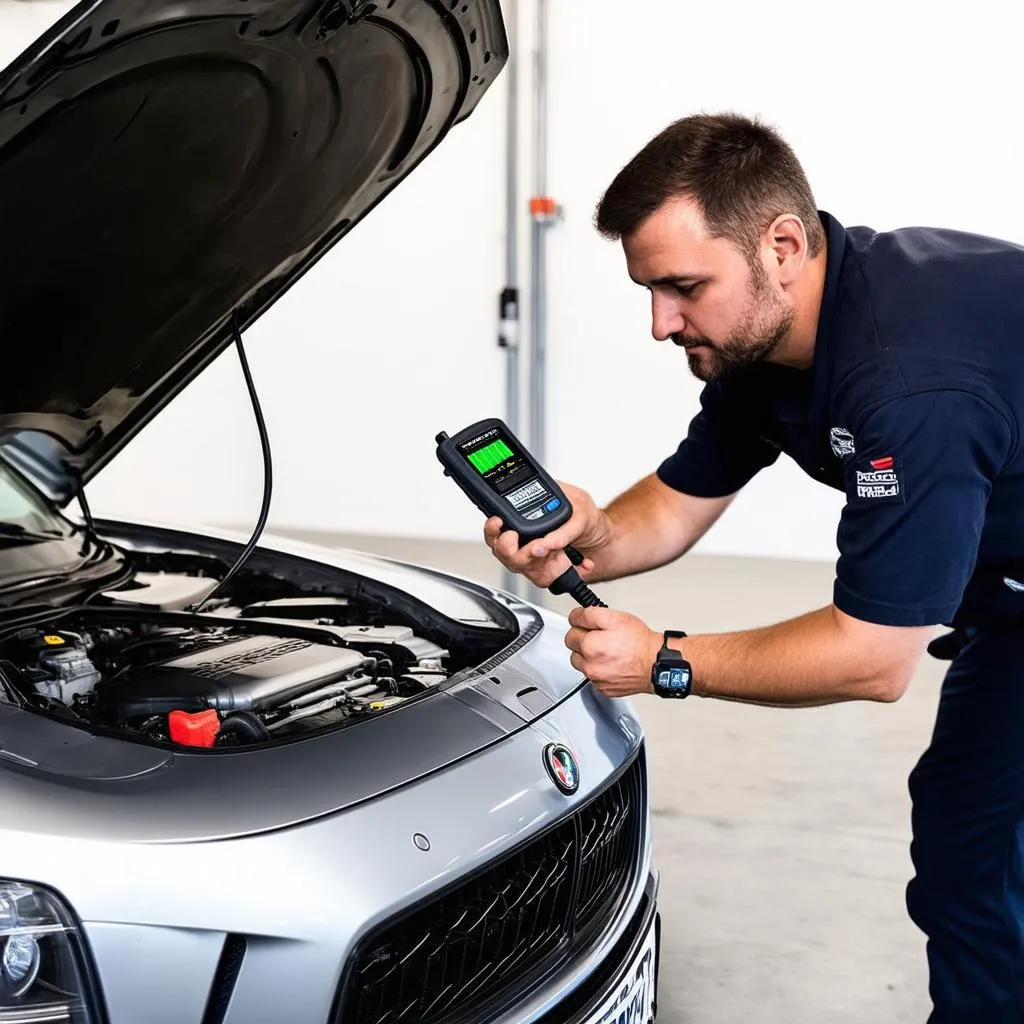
[0,2,659,1023]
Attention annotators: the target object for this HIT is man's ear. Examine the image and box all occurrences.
[765,213,808,285]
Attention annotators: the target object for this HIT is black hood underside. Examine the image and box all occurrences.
[0,0,506,501]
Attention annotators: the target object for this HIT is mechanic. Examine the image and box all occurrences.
[484,112,1024,1022]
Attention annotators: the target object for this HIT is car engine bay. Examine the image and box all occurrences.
[0,554,513,750]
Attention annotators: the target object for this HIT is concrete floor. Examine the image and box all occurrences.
[282,529,940,1023]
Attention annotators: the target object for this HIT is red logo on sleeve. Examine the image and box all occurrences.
[853,454,904,504]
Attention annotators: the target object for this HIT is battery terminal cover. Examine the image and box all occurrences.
[169,709,221,748]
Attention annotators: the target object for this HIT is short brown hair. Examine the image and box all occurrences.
[595,112,825,260]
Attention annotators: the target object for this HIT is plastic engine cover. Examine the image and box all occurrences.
[103,635,369,718]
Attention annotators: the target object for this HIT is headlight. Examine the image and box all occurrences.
[0,881,101,1023]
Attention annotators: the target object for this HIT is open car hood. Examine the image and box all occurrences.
[0,0,506,503]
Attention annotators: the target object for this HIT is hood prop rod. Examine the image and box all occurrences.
[76,480,96,535]
[189,312,273,613]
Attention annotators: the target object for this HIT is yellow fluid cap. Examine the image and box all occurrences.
[43,635,65,646]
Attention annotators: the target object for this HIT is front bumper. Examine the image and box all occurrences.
[5,683,653,1023]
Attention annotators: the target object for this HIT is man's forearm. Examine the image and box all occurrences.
[586,475,735,583]
[673,604,922,706]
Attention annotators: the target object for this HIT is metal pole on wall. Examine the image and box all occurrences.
[498,0,521,597]
[529,0,554,468]
[528,0,559,605]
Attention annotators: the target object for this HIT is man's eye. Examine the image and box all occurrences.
[674,283,698,298]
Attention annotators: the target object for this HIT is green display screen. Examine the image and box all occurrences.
[468,439,514,475]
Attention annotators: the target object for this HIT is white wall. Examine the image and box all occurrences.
[0,0,71,57]
[4,0,1024,562]
[540,0,1024,561]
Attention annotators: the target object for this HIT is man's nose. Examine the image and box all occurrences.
[651,293,684,342]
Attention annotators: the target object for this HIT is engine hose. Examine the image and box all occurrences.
[368,652,397,693]
[216,711,271,746]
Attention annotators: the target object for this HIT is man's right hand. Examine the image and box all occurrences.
[483,481,608,589]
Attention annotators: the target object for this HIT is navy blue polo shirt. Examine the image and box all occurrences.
[657,211,1024,629]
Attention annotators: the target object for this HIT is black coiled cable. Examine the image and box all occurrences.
[547,544,608,608]
[567,581,606,608]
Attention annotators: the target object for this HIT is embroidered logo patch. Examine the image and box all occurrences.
[852,454,904,504]
[829,427,856,458]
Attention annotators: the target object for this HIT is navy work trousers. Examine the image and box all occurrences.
[907,630,1024,1022]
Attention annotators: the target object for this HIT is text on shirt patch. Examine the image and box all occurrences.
[829,427,856,458]
[852,454,905,505]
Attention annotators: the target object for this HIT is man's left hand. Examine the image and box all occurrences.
[565,607,661,697]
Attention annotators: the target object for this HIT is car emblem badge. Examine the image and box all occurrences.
[543,744,580,795]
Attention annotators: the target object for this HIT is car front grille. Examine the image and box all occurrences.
[336,751,645,1024]
[574,769,638,937]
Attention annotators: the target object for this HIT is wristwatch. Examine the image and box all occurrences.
[650,629,692,699]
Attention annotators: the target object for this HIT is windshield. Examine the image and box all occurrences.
[0,460,69,536]
[0,453,125,607]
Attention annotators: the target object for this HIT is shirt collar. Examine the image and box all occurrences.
[809,210,847,430]
[761,211,847,426]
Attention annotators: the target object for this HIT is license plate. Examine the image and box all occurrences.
[584,914,658,1024]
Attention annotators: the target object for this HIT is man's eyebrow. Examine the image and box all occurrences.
[629,273,705,287]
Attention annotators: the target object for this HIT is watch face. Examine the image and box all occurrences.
[655,664,691,698]
[658,667,691,690]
